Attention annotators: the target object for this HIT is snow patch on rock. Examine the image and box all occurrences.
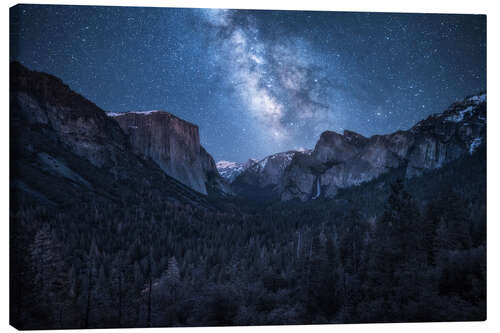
[468,93,486,104]
[445,106,475,122]
[469,137,482,154]
[107,110,163,117]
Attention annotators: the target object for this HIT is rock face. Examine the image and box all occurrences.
[108,111,226,195]
[237,151,307,188]
[11,61,485,205]
[10,61,214,207]
[229,151,310,199]
[11,64,131,172]
[279,93,486,201]
[229,93,486,202]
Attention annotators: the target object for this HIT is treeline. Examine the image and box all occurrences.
[11,177,485,329]
[10,148,486,329]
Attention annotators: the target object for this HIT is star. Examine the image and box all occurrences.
[10,5,486,162]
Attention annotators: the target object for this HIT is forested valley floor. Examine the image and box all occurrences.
[10,146,486,329]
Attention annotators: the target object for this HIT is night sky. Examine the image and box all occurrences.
[10,5,486,162]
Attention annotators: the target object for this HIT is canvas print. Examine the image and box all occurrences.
[10,4,486,329]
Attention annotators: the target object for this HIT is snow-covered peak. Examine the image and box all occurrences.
[467,93,486,104]
[277,150,303,162]
[219,150,309,184]
[216,160,239,169]
[257,156,270,169]
[411,92,486,132]
[244,159,258,168]
[216,160,246,183]
[297,148,313,155]
[248,150,299,173]
[443,92,486,123]
[445,105,475,122]
[107,110,163,117]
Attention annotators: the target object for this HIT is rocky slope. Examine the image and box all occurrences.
[10,62,214,208]
[280,93,486,201]
[227,93,486,202]
[230,151,310,197]
[10,62,485,205]
[108,110,229,195]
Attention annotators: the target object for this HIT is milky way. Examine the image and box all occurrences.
[200,9,341,151]
[10,5,486,162]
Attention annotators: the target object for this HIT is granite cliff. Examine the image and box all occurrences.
[10,62,217,207]
[220,93,486,202]
[11,62,485,206]
[282,93,486,201]
[108,111,229,195]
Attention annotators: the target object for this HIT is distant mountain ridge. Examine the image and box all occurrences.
[221,93,486,202]
[10,61,485,206]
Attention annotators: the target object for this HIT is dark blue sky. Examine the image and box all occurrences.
[10,5,486,162]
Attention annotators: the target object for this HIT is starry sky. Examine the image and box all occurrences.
[10,5,486,162]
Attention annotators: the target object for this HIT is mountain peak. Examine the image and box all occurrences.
[216,160,246,182]
[108,110,163,117]
[109,109,222,195]
[107,110,199,129]
[11,61,214,208]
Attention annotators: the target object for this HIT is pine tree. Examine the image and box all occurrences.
[436,189,472,250]
[424,200,441,266]
[384,179,422,264]
[84,236,99,328]
[340,209,365,274]
[30,224,69,328]
[368,179,424,320]
[167,256,180,285]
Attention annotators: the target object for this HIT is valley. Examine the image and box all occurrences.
[10,62,486,328]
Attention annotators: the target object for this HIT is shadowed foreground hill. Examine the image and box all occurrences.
[10,61,214,209]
